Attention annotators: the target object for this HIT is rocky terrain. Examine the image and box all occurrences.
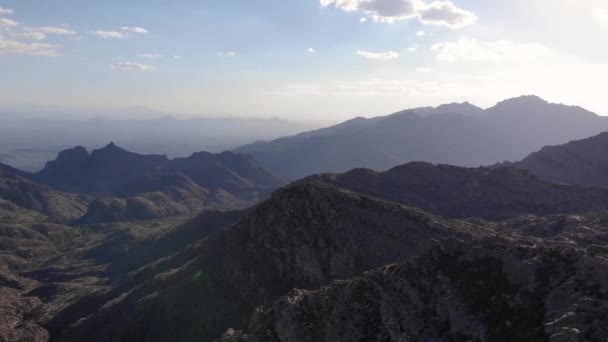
[0,163,91,223]
[225,235,608,342]
[0,126,608,341]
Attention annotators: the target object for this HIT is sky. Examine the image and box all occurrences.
[1,0,608,121]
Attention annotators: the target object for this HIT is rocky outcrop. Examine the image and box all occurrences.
[228,236,608,342]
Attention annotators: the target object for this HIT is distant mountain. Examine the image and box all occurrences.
[0,162,90,222]
[236,95,608,179]
[308,162,608,220]
[500,132,608,188]
[35,143,285,222]
[0,110,319,171]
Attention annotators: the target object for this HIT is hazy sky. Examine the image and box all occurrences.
[1,0,608,120]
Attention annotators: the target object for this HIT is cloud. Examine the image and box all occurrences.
[0,7,13,15]
[121,26,148,33]
[25,26,76,35]
[360,17,368,22]
[0,34,60,56]
[431,37,555,63]
[111,62,156,71]
[356,50,399,60]
[320,0,476,28]
[137,53,162,58]
[416,30,425,36]
[408,46,417,52]
[418,1,477,28]
[307,47,316,53]
[0,18,18,27]
[217,51,237,57]
[91,30,126,39]
[416,67,432,72]
[13,31,46,40]
[593,9,608,24]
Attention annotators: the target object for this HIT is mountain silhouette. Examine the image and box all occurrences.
[236,96,608,179]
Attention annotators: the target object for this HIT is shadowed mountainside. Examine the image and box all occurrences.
[308,162,608,220]
[0,162,90,222]
[500,131,608,188]
[35,143,285,223]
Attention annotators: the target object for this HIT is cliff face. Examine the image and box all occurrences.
[224,236,608,342]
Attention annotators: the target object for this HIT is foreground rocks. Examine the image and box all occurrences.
[224,237,608,342]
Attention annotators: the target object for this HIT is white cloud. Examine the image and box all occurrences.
[416,67,432,72]
[408,46,417,52]
[91,30,126,39]
[111,62,156,71]
[360,17,368,23]
[0,34,60,56]
[0,18,18,27]
[416,30,425,36]
[173,55,182,59]
[137,53,162,58]
[592,9,608,24]
[418,1,477,28]
[356,50,399,60]
[307,47,316,53]
[431,37,555,63]
[217,51,237,57]
[0,7,13,15]
[320,0,476,28]
[121,26,148,33]
[25,26,76,35]
[13,31,46,40]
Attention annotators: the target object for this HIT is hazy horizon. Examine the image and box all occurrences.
[2,0,608,121]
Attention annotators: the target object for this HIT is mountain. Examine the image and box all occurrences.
[35,143,286,222]
[51,163,608,341]
[37,143,170,195]
[500,131,608,188]
[308,162,608,220]
[0,110,319,172]
[236,96,608,179]
[0,160,607,340]
[227,235,608,342]
[55,181,487,342]
[0,162,91,222]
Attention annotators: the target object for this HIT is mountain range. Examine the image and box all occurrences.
[236,95,608,179]
[2,95,608,341]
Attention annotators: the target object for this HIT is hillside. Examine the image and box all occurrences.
[502,132,608,187]
[0,163,90,222]
[309,162,608,220]
[35,143,285,222]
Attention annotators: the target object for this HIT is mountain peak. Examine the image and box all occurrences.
[495,95,549,108]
